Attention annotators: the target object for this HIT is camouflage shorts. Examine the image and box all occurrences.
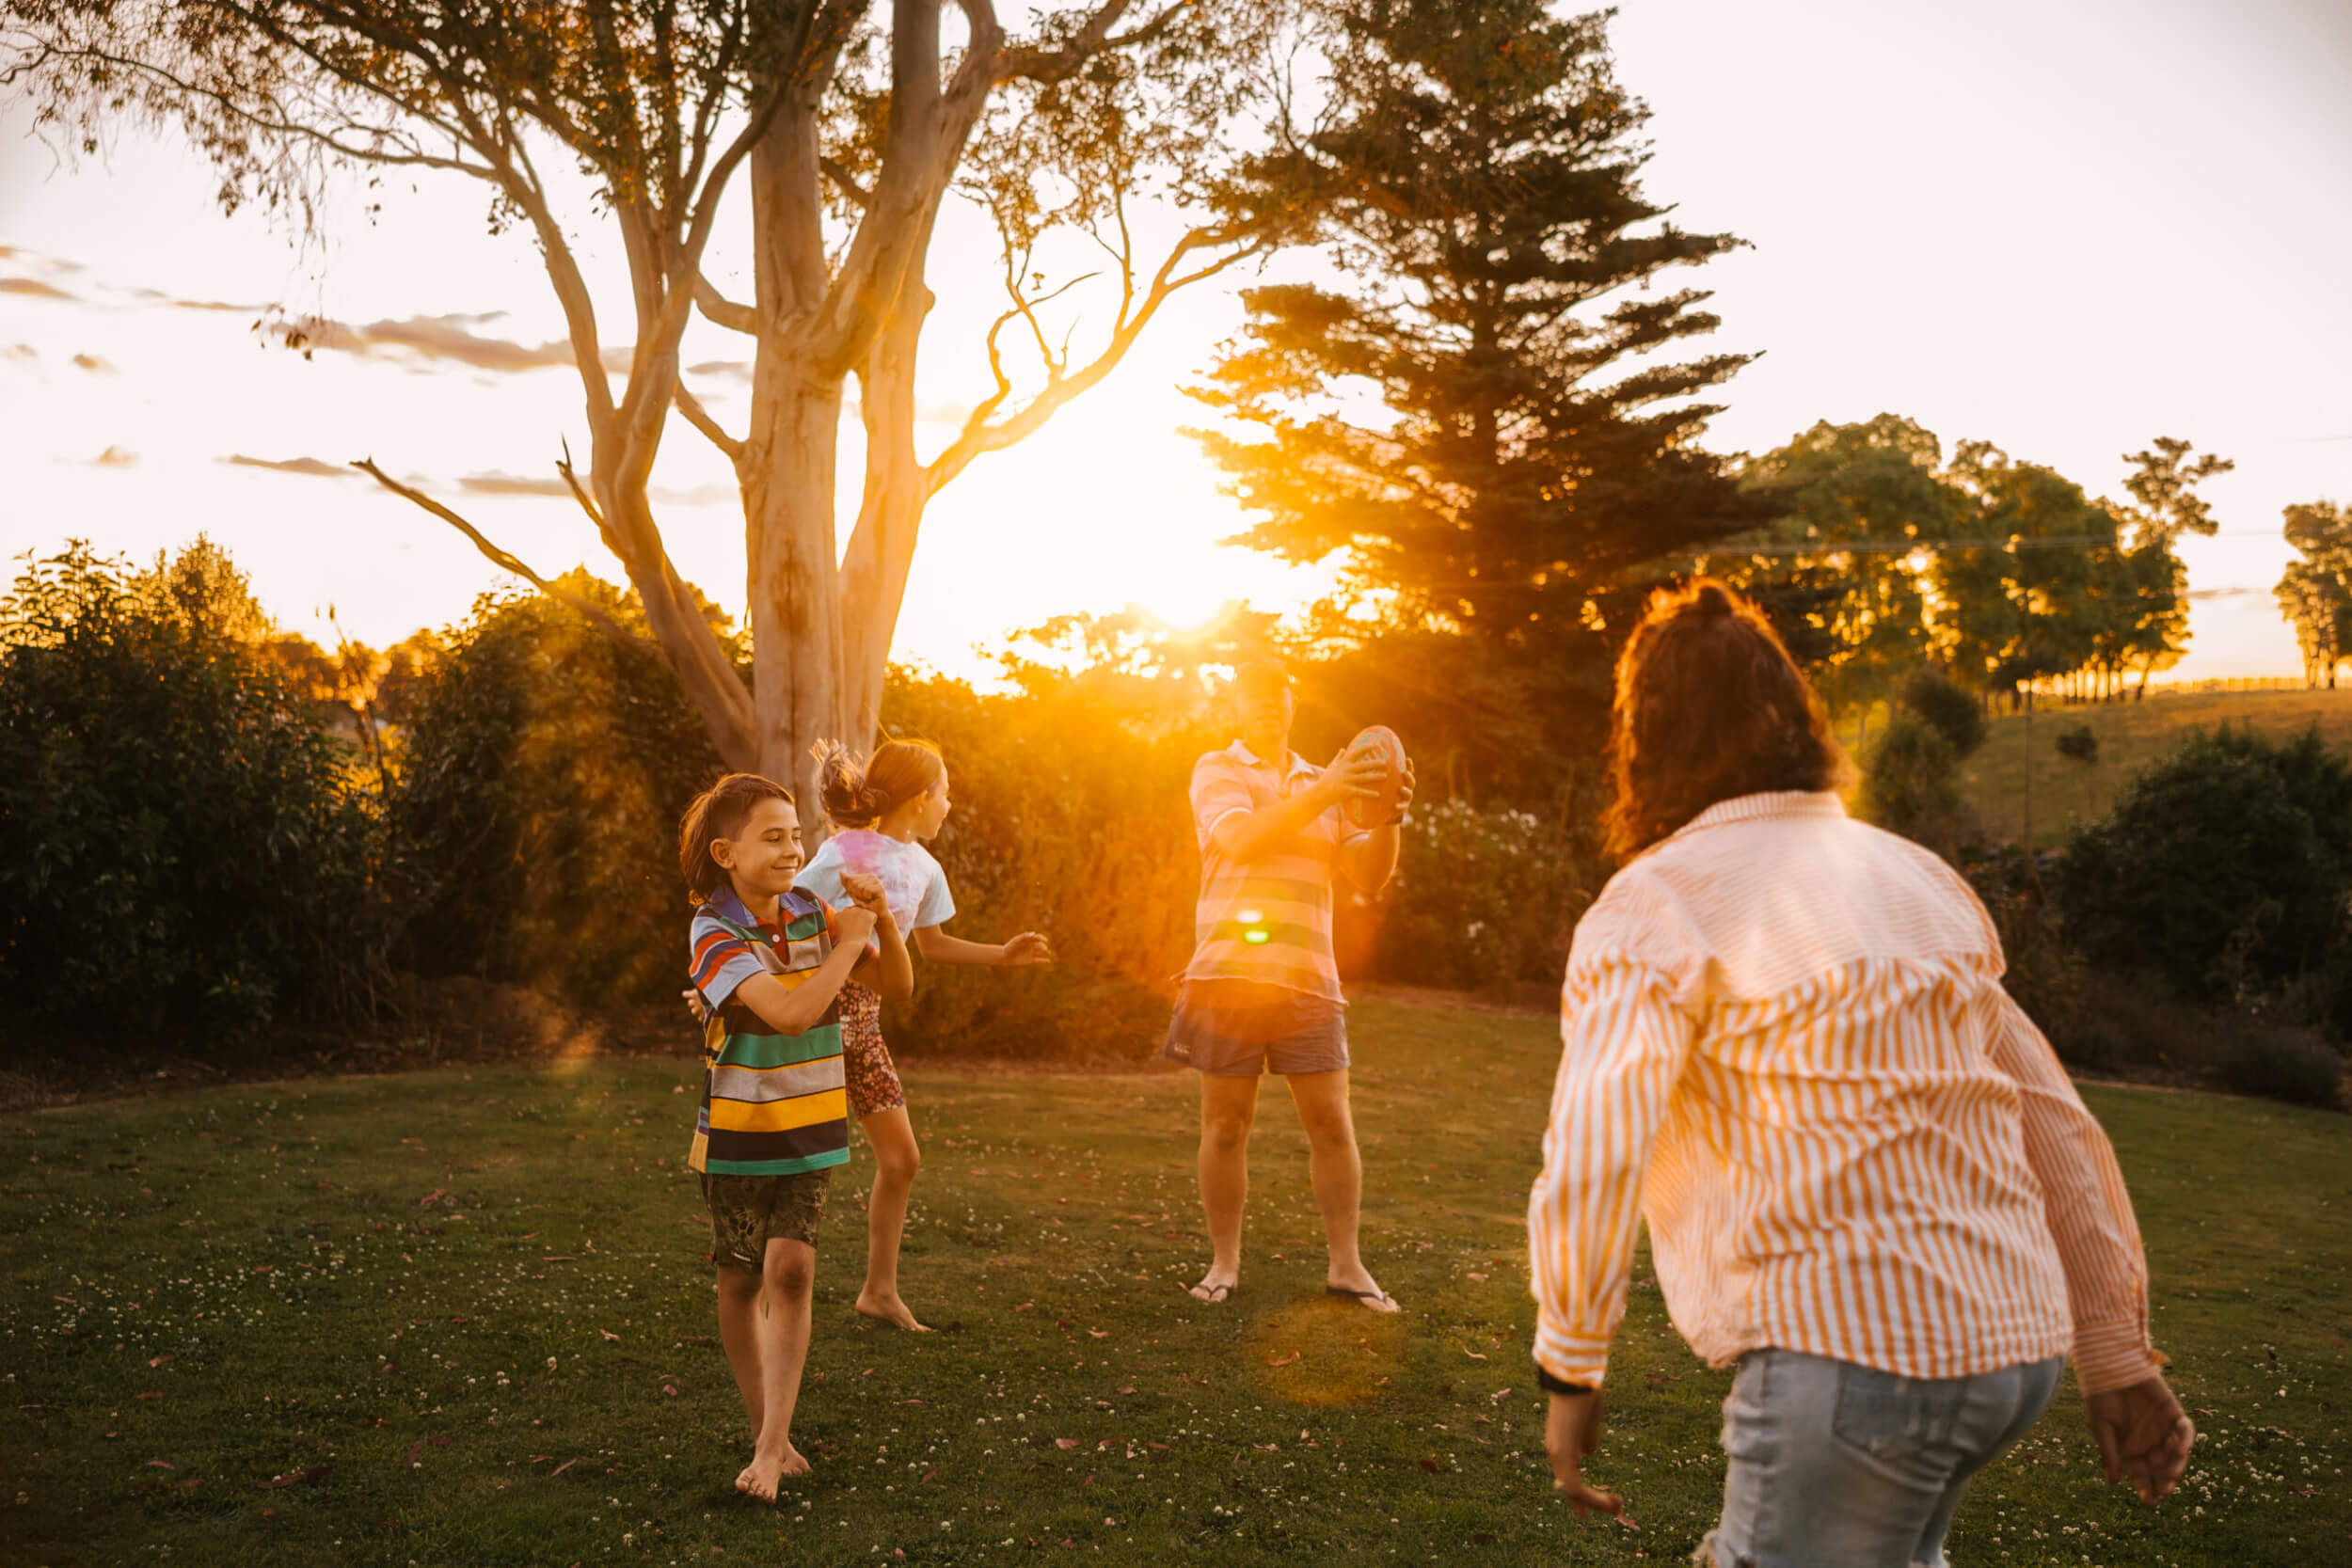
[699,1169,829,1273]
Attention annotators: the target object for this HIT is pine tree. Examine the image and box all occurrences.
[1189,0,1757,657]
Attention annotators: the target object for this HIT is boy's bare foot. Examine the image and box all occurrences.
[854,1291,932,1332]
[734,1443,808,1502]
[1187,1268,1238,1304]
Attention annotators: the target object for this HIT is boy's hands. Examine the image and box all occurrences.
[1000,931,1054,968]
[680,988,709,1023]
[1544,1389,1626,1521]
[834,901,881,947]
[2086,1374,2195,1505]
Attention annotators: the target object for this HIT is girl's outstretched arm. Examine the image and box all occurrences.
[912,926,1054,967]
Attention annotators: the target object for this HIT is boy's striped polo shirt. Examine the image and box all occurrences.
[1184,740,1371,1002]
[685,885,850,1177]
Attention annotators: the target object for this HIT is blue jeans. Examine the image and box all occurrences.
[1700,1348,2063,1568]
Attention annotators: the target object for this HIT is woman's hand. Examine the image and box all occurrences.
[2086,1374,2195,1505]
[1544,1389,1624,1520]
[1000,931,1054,968]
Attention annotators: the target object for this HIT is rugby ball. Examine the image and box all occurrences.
[1341,724,1408,831]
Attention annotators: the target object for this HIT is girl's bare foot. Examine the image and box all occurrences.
[734,1443,808,1502]
[854,1291,932,1332]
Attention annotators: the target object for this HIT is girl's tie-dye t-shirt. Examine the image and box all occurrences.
[795,829,956,936]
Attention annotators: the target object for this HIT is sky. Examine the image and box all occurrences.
[2,0,2347,684]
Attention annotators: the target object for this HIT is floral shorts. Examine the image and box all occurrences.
[837,981,907,1117]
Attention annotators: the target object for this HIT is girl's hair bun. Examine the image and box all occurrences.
[1692,583,1736,620]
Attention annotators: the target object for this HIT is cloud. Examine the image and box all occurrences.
[688,359,752,381]
[0,277,76,301]
[3,343,34,361]
[222,453,352,479]
[90,445,137,467]
[171,296,265,314]
[71,353,117,374]
[458,470,570,498]
[2186,585,2264,602]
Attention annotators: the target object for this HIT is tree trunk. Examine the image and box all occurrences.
[838,282,935,750]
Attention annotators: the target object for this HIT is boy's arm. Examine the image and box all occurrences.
[854,907,915,1001]
[730,905,880,1034]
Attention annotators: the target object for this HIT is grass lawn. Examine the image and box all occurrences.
[4,999,2346,1566]
[1947,686,2352,848]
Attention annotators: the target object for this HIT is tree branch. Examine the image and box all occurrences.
[821,156,875,209]
[351,457,659,662]
[675,379,747,466]
[694,272,757,334]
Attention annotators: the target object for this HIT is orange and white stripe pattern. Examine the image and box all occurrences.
[1529,791,2164,1396]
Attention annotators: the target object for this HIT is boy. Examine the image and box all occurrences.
[676,772,913,1499]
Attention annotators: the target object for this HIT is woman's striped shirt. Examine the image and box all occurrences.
[685,886,850,1178]
[1528,791,2164,1396]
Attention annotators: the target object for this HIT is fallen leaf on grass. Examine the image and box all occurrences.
[1466,1273,1487,1282]
[259,1467,329,1489]
[402,1435,450,1468]
[1489,1387,1513,1402]
[1417,1458,1441,1474]
[1096,1438,1118,1450]
[1054,1438,1080,1449]
[1462,1350,1487,1361]
[679,1336,717,1348]
[548,1457,580,1478]
[1184,1376,1209,1387]
[418,1189,446,1208]
[1147,1442,1169,1451]
[147,1355,171,1370]
[1263,1352,1300,1368]
[1117,1386,1136,1395]
[1470,1532,1495,1544]
[135,1391,166,1401]
[143,1460,175,1470]
[1645,1374,1677,1387]
[599,1330,621,1342]
[918,1467,937,1484]
[660,1384,678,1398]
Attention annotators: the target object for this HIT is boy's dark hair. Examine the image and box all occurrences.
[1601,579,1852,862]
[814,738,946,830]
[678,772,795,902]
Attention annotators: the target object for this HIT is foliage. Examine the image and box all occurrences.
[2056,723,2099,766]
[1190,0,1759,789]
[2051,726,2352,1013]
[1857,712,1966,855]
[384,578,729,1009]
[2276,499,2352,689]
[1899,667,1987,759]
[1370,797,1603,990]
[0,543,382,1042]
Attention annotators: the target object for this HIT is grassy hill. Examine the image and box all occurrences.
[3,999,2345,1566]
[1947,686,2352,848]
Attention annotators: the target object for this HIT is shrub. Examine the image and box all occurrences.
[2051,728,2344,1008]
[0,544,382,1044]
[1961,846,2082,1057]
[384,580,728,1008]
[1858,711,1969,853]
[1898,668,1987,759]
[2056,723,2098,766]
[2213,1022,2344,1109]
[1371,797,1604,991]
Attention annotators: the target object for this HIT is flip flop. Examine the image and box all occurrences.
[1326,1284,1400,1311]
[1187,1280,1235,1304]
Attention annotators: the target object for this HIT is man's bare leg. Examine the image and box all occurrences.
[714,1265,766,1440]
[854,1105,930,1331]
[735,1237,816,1500]
[1288,1069,1396,1311]
[1191,1072,1261,1301]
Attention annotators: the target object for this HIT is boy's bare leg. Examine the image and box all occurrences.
[735,1237,817,1500]
[1190,1073,1261,1300]
[854,1105,930,1331]
[1288,1069,1397,1311]
[714,1266,767,1439]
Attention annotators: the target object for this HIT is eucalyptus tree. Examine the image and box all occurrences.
[3,0,1295,822]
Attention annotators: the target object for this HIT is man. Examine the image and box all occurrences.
[1165,661,1413,1311]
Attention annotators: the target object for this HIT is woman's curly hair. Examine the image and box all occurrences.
[1600,579,1853,862]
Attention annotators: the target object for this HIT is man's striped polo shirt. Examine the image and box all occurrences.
[685,885,850,1177]
[1184,740,1371,1002]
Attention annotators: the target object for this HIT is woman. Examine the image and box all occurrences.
[1528,581,2193,1567]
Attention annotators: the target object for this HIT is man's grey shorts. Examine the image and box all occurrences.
[1161,978,1349,1078]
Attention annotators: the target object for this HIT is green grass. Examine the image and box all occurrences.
[1943,687,2352,848]
[3,1000,2346,1566]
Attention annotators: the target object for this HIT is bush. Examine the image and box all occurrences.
[2051,728,2345,1009]
[1858,711,1969,853]
[384,580,728,1008]
[1898,668,1986,759]
[1961,846,2082,1057]
[1371,798,1603,991]
[0,544,382,1043]
[2213,1022,2344,1109]
[2056,723,2098,765]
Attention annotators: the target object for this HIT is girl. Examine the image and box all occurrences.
[799,738,1053,1332]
